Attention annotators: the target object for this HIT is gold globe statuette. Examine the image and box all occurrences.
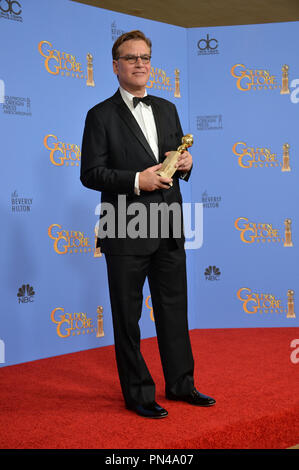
[287,290,296,318]
[96,306,105,337]
[282,143,291,172]
[156,134,193,186]
[94,224,102,258]
[280,64,290,95]
[86,53,95,87]
[284,219,293,247]
[174,68,181,98]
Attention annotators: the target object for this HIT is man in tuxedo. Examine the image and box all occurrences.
[80,30,215,418]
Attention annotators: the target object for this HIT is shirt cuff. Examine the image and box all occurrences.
[134,172,140,195]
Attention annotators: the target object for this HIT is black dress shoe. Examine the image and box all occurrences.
[166,388,216,407]
[127,401,168,418]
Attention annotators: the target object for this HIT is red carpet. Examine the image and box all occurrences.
[0,328,298,449]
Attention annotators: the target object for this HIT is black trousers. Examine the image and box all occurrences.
[104,238,194,408]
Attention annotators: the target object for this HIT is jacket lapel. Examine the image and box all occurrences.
[112,90,158,164]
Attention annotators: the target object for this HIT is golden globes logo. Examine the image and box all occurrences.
[145,295,155,322]
[234,217,293,246]
[43,134,81,167]
[38,41,95,86]
[51,306,104,338]
[230,64,279,91]
[237,288,295,318]
[48,224,92,255]
[232,142,291,171]
[146,66,180,97]
[234,217,294,246]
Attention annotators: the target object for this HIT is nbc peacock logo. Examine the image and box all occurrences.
[17,284,35,303]
[204,266,221,281]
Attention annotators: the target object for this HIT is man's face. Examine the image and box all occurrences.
[113,39,151,95]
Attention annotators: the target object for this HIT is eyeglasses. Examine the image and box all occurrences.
[117,55,151,64]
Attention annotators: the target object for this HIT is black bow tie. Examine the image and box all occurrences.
[133,96,151,108]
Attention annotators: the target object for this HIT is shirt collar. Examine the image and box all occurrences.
[119,86,148,110]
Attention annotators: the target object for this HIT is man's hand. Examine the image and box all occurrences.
[165,150,193,172]
[139,163,173,191]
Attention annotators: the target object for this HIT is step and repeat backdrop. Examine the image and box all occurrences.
[0,0,298,367]
[187,23,298,329]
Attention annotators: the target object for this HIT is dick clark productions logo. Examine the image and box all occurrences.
[0,0,23,21]
[197,34,219,55]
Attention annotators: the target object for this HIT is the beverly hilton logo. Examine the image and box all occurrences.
[11,190,33,213]
[38,41,95,86]
[43,134,81,167]
[234,217,293,246]
[201,191,221,209]
[230,64,291,92]
[237,288,296,318]
[233,142,291,171]
[111,21,125,42]
[147,67,181,97]
[51,305,104,338]
[48,224,93,255]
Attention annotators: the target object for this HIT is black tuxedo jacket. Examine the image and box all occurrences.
[80,89,191,255]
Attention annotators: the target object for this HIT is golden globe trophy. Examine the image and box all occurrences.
[281,143,291,172]
[156,134,193,186]
[280,65,290,94]
[287,290,296,318]
[94,225,102,257]
[86,53,95,87]
[284,219,293,247]
[96,306,104,337]
[174,69,181,98]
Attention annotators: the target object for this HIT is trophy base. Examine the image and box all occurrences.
[280,90,290,95]
[282,168,291,172]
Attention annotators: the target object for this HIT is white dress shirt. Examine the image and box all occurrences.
[119,86,159,195]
